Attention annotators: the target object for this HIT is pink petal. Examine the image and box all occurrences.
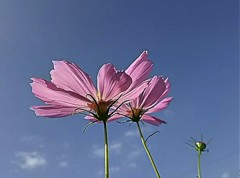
[50,61,97,98]
[118,78,149,103]
[146,97,173,113]
[157,77,171,101]
[31,78,90,107]
[141,115,166,126]
[97,64,116,99]
[97,64,132,101]
[139,76,166,108]
[31,105,76,118]
[125,51,153,89]
[114,103,130,116]
[145,78,172,109]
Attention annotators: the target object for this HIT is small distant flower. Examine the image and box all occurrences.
[187,136,212,153]
[118,76,173,125]
[31,61,133,122]
[187,135,212,178]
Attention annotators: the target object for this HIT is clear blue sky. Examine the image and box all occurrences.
[0,0,238,178]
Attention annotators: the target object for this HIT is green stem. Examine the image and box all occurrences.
[103,121,109,178]
[136,122,161,178]
[197,150,202,178]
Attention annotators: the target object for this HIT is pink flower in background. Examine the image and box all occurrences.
[31,61,132,121]
[118,76,173,125]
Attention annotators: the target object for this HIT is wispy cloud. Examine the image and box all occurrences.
[221,172,230,178]
[110,142,122,152]
[110,166,121,173]
[57,154,69,168]
[93,147,104,158]
[59,161,68,168]
[14,151,47,170]
[97,166,121,176]
[128,162,137,168]
[92,142,123,158]
[125,130,139,137]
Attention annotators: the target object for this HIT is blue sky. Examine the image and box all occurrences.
[0,0,238,178]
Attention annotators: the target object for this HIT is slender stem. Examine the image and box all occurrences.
[197,150,202,178]
[136,122,161,178]
[103,121,109,178]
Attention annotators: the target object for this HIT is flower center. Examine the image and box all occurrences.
[87,100,113,121]
[128,108,143,122]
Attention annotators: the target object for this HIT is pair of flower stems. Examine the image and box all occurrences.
[103,121,161,178]
[103,121,206,178]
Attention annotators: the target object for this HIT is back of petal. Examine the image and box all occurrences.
[31,78,90,108]
[51,61,97,98]
[141,115,166,126]
[31,105,76,118]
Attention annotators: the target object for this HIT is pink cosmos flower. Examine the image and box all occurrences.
[118,76,173,125]
[31,61,133,121]
[31,51,153,122]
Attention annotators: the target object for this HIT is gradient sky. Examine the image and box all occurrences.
[0,0,239,178]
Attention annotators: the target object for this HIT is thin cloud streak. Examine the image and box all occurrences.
[221,172,230,178]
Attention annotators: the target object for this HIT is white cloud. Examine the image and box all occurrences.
[125,130,139,137]
[14,151,47,170]
[221,172,230,178]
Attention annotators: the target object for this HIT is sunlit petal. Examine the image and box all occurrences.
[125,51,153,90]
[98,64,132,101]
[50,61,97,98]
[31,105,76,118]
[31,78,90,107]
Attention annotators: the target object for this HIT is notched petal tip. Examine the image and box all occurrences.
[142,50,148,56]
